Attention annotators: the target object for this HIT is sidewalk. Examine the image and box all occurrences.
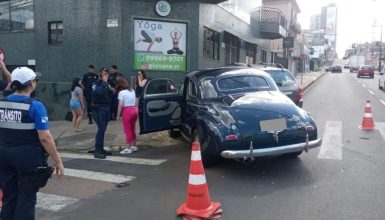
[52,70,325,152]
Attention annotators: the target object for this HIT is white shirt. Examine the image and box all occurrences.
[118,89,136,107]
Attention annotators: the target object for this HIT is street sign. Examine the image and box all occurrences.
[283,37,294,48]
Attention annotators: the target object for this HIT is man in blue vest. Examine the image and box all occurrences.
[0,67,64,220]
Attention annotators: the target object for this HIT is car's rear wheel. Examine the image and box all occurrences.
[192,128,220,167]
[285,151,303,158]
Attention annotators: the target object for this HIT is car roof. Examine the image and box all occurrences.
[187,66,270,80]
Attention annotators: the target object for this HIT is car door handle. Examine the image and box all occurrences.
[148,103,171,112]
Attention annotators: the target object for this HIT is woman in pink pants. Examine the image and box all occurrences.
[116,78,138,154]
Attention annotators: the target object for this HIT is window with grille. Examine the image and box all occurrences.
[48,21,63,45]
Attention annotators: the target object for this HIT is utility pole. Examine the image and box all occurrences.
[379,25,382,72]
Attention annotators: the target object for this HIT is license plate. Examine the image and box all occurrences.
[260,118,287,132]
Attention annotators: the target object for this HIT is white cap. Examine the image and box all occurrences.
[11,67,37,85]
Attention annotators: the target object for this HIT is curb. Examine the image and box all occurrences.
[302,71,327,94]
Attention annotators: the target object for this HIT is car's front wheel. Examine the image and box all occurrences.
[379,79,382,90]
[192,128,220,167]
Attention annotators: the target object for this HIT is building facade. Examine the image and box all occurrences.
[1,0,284,119]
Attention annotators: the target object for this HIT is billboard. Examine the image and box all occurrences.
[326,7,336,35]
[134,19,187,72]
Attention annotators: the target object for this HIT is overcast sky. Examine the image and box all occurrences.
[297,0,385,57]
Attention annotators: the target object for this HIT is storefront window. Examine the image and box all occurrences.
[203,27,220,60]
[224,32,240,65]
[246,42,257,64]
[0,0,34,32]
[261,49,267,63]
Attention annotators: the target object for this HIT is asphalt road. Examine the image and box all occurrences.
[36,69,385,220]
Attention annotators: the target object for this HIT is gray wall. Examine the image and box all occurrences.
[0,0,269,120]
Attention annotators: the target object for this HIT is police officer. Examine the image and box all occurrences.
[81,65,98,124]
[0,67,64,220]
[108,65,123,120]
[92,68,115,159]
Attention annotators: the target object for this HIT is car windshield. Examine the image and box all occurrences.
[264,70,296,87]
[200,75,271,99]
[361,66,372,70]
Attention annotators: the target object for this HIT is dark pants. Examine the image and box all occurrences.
[94,105,110,153]
[85,95,93,122]
[110,97,118,120]
[0,145,44,220]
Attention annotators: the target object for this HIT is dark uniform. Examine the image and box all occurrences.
[107,72,123,120]
[92,79,111,158]
[81,72,98,124]
[0,95,49,220]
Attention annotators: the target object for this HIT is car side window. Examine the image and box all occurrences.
[188,81,197,98]
[145,79,178,97]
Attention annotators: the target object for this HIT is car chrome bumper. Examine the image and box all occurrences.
[220,138,322,159]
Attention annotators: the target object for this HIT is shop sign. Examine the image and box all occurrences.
[134,19,187,72]
[155,1,171,17]
[107,19,118,28]
[283,37,294,48]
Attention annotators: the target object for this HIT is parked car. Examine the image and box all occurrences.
[331,65,342,73]
[325,66,333,72]
[357,65,374,78]
[138,67,322,166]
[256,66,303,107]
[344,64,350,69]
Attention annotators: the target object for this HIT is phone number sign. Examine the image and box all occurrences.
[135,53,186,71]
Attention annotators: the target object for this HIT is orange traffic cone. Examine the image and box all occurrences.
[359,100,376,130]
[176,141,222,219]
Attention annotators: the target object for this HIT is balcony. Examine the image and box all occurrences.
[290,22,301,34]
[250,7,287,39]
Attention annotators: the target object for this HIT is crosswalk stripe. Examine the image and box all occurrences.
[318,121,343,160]
[63,168,134,183]
[36,193,79,212]
[60,152,166,165]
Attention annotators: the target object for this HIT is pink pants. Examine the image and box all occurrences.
[122,106,138,144]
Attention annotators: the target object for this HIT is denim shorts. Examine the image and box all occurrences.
[70,99,81,110]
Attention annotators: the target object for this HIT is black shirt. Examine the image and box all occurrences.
[82,72,98,96]
[0,79,8,91]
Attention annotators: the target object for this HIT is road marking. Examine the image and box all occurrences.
[60,152,166,166]
[368,90,374,95]
[318,121,343,160]
[37,193,79,212]
[376,123,385,141]
[362,84,366,88]
[63,168,135,183]
[380,100,385,106]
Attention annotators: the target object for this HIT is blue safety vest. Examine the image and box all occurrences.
[0,97,42,147]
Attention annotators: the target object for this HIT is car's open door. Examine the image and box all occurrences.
[139,79,183,134]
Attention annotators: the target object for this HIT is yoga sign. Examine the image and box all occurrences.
[134,19,187,72]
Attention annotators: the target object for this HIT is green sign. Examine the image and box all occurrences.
[134,53,186,71]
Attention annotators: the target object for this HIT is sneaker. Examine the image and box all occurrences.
[120,148,132,154]
[88,120,93,125]
[131,146,138,152]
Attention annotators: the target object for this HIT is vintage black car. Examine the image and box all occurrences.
[138,67,322,166]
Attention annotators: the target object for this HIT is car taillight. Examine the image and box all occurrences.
[296,87,303,102]
[226,135,237,141]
